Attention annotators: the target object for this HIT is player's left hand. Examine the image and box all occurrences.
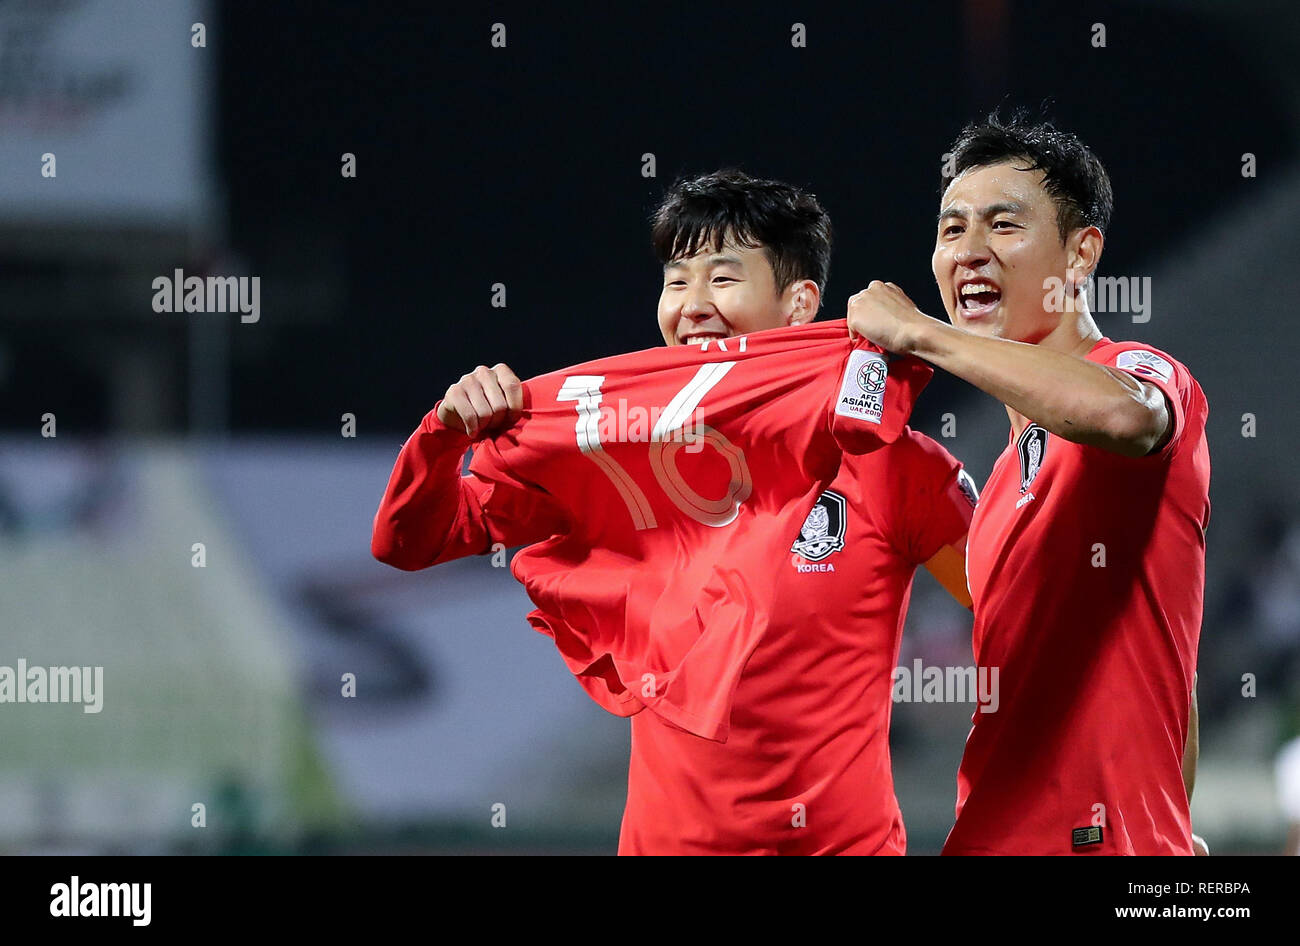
[1192,832,1209,855]
[846,281,931,354]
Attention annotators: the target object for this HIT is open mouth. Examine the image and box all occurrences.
[958,281,1002,319]
[680,332,728,344]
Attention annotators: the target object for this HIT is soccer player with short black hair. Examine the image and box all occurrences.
[374,168,977,855]
[845,112,1209,855]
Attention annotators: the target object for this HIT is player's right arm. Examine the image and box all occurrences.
[1183,674,1199,802]
[874,429,977,609]
[923,537,972,610]
[1184,674,1209,854]
[371,363,565,570]
[847,282,1175,458]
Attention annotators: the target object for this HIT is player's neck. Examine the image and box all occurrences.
[1037,307,1104,358]
[1006,405,1032,440]
[1005,310,1104,439]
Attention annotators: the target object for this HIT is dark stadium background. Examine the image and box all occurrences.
[0,0,1296,854]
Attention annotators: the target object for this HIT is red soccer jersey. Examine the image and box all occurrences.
[463,321,930,742]
[620,428,974,855]
[945,339,1210,856]
[371,321,971,854]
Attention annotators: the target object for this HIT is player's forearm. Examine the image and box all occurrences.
[1183,677,1199,802]
[371,412,481,570]
[908,318,1165,456]
[923,543,973,610]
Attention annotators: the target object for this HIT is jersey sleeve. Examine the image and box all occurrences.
[1093,342,1193,458]
[881,429,977,565]
[829,343,933,455]
[371,405,568,570]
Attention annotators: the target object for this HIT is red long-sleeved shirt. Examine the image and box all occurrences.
[372,321,971,854]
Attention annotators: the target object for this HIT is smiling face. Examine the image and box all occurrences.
[657,236,818,346]
[932,161,1099,345]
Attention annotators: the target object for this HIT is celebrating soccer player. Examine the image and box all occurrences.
[845,113,1210,855]
[373,169,978,854]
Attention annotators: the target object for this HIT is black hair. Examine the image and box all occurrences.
[651,169,832,295]
[942,110,1113,241]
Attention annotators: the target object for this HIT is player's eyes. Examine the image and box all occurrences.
[992,220,1017,230]
[665,280,686,288]
[942,224,964,237]
[712,276,737,284]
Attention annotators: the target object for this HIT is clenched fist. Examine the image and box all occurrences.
[846,281,933,354]
[436,363,523,438]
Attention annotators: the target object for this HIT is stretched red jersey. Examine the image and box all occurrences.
[946,339,1210,856]
[462,321,929,741]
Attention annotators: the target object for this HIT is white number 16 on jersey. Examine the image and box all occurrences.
[557,363,753,530]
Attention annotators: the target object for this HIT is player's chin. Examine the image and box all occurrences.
[952,312,995,336]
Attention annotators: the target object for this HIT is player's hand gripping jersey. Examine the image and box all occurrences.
[373,321,931,742]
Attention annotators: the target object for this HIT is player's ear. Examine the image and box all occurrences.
[1066,226,1104,294]
[787,279,821,326]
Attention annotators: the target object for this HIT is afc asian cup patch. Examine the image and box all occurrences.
[836,350,888,424]
[1114,349,1173,384]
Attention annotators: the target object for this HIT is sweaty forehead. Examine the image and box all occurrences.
[941,162,1046,212]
